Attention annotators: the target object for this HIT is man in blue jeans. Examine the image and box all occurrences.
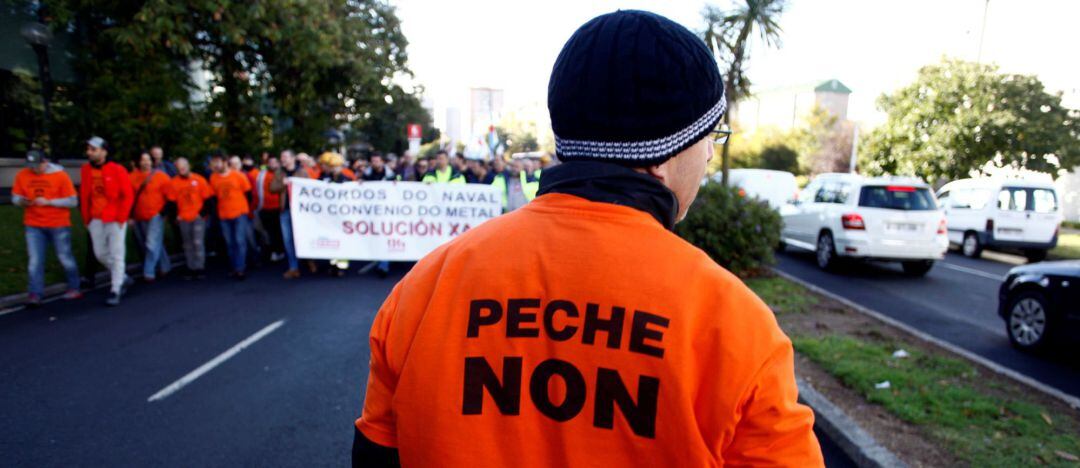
[269,150,306,279]
[12,150,82,307]
[209,153,253,279]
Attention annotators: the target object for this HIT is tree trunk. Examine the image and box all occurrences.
[721,19,753,187]
[221,43,241,153]
[720,106,732,186]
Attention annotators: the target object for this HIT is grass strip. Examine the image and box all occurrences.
[794,334,1080,467]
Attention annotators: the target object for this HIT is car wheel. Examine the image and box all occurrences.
[1024,249,1047,263]
[816,232,839,271]
[901,260,934,276]
[962,232,983,258]
[1005,291,1054,352]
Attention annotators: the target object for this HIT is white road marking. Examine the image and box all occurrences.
[940,262,1005,281]
[147,319,286,402]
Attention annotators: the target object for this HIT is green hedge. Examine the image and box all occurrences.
[676,183,781,277]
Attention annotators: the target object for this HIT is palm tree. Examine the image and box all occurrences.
[703,0,786,185]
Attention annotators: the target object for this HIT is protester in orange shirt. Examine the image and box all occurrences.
[130,152,173,281]
[167,157,213,279]
[235,155,263,261]
[13,150,81,306]
[253,156,285,263]
[210,153,253,279]
[298,152,321,179]
[353,11,822,467]
[80,136,134,306]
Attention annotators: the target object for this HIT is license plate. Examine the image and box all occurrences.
[886,223,920,232]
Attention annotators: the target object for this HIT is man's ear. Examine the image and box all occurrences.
[642,160,669,183]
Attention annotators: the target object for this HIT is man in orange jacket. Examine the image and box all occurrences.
[353,10,823,467]
[80,136,134,306]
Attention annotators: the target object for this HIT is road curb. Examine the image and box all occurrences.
[773,268,1080,410]
[798,378,907,468]
[0,253,186,313]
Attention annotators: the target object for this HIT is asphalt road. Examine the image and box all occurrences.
[0,262,854,467]
[0,264,395,467]
[775,248,1080,401]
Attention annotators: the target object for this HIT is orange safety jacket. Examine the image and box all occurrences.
[356,161,823,467]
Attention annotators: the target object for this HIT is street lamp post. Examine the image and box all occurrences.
[20,21,54,150]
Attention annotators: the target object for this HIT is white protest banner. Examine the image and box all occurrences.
[289,178,502,261]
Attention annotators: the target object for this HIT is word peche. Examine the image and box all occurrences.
[463,298,670,438]
[467,299,669,357]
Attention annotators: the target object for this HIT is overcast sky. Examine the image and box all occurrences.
[393,0,1079,129]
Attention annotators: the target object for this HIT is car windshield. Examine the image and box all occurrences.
[858,185,937,210]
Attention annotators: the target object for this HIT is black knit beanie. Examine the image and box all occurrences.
[548,10,726,167]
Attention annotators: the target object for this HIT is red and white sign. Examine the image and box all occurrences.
[407,124,422,139]
[289,178,501,260]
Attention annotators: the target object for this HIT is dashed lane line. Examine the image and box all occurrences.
[147,319,286,402]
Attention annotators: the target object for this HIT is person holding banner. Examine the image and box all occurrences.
[353,10,821,467]
[209,153,252,280]
[318,152,353,277]
[420,150,465,184]
[359,153,396,278]
[269,150,306,279]
[362,153,395,182]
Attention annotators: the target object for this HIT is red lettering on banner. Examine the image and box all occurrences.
[341,220,446,237]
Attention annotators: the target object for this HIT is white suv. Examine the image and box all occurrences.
[780,173,949,275]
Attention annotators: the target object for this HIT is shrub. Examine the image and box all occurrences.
[676,183,781,277]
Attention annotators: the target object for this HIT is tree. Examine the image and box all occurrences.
[795,105,854,175]
[6,0,426,160]
[703,0,787,185]
[7,0,210,159]
[126,0,418,153]
[861,58,1080,182]
[759,144,799,173]
[354,83,436,155]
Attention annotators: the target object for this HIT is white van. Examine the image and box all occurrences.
[712,169,798,209]
[936,178,1062,262]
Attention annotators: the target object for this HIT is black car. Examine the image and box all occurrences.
[998,260,1080,351]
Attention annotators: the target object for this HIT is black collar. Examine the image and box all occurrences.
[537,161,678,230]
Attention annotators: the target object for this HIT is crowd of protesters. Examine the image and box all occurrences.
[11,136,555,307]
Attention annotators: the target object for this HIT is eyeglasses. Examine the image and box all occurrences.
[711,126,733,145]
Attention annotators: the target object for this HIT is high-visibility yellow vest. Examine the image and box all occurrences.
[491,171,540,209]
[521,170,539,200]
[421,167,465,184]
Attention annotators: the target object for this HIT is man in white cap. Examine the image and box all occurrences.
[80,136,134,306]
